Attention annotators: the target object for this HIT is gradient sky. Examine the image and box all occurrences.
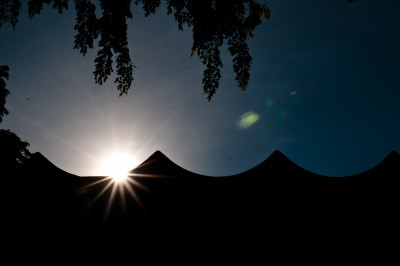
[1,0,399,177]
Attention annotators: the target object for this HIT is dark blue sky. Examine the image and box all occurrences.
[1,0,399,177]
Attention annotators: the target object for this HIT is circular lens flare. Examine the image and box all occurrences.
[238,111,260,129]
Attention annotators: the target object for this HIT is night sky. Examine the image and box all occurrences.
[1,0,399,177]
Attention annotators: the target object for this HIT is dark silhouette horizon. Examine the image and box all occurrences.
[1,149,398,260]
[17,148,400,178]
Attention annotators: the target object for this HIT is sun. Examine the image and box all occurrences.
[83,151,153,222]
[99,153,137,183]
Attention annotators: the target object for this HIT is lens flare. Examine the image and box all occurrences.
[238,111,260,129]
[277,110,287,120]
[265,98,274,107]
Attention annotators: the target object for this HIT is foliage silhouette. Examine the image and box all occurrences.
[0,129,31,172]
[0,66,31,170]
[0,1,358,100]
[0,65,10,123]
[1,0,270,101]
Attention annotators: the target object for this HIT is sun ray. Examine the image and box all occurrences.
[80,176,112,189]
[126,176,152,194]
[104,181,119,221]
[87,180,114,209]
[82,173,153,220]
[119,183,127,215]
[124,180,145,210]
[80,153,164,224]
[129,173,168,179]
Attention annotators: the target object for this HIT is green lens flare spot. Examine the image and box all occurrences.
[238,111,260,129]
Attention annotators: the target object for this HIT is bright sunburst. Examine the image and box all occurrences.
[85,152,151,221]
[99,153,136,182]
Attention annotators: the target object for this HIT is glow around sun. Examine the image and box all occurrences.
[88,152,150,218]
[99,153,137,182]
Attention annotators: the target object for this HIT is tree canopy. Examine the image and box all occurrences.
[0,129,31,172]
[0,65,10,123]
[0,66,31,170]
[0,0,358,103]
[1,0,271,101]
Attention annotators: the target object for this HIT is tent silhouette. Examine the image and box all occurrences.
[1,150,398,260]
